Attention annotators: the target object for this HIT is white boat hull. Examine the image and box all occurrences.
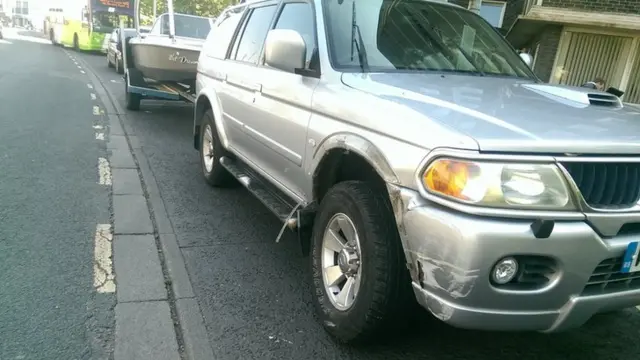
[129,37,203,84]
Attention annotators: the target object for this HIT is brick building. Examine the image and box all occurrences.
[450,0,640,104]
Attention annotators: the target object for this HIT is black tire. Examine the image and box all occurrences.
[73,34,79,51]
[199,110,236,187]
[107,55,114,68]
[116,59,123,74]
[310,181,413,344]
[124,74,141,111]
[49,29,54,44]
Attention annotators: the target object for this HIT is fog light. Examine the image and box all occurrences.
[491,257,518,284]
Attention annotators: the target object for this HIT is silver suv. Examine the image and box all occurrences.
[194,0,640,343]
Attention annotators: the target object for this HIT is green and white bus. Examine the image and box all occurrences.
[45,0,134,52]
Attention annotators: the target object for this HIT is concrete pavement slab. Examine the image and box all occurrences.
[115,302,180,360]
[109,148,136,168]
[112,168,143,195]
[134,148,174,234]
[159,234,194,299]
[176,298,215,360]
[107,135,128,150]
[108,114,125,135]
[113,195,153,234]
[114,235,167,302]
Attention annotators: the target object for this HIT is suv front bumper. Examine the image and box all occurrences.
[389,185,640,332]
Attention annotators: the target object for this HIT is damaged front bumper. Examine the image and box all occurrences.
[388,184,640,332]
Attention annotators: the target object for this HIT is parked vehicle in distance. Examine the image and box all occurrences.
[107,27,137,74]
[0,22,3,40]
[194,0,640,344]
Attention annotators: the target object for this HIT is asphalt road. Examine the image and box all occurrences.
[0,31,114,359]
[72,44,640,360]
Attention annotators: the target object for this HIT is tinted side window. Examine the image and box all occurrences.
[273,2,315,66]
[206,6,245,59]
[232,5,277,64]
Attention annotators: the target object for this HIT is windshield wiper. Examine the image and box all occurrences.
[350,1,369,72]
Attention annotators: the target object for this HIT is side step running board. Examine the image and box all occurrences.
[220,156,299,230]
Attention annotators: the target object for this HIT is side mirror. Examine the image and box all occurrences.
[264,29,306,73]
[519,52,533,68]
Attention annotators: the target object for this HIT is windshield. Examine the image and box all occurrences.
[171,15,212,39]
[93,12,134,33]
[322,0,535,78]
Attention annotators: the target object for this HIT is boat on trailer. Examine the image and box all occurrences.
[120,0,215,110]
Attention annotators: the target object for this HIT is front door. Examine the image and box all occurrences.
[246,1,319,198]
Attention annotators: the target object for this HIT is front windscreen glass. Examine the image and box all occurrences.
[322,0,534,78]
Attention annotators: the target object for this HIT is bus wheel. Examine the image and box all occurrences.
[73,34,79,51]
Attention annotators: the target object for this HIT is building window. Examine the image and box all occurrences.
[479,1,506,28]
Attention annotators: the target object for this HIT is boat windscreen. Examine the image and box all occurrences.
[173,15,211,39]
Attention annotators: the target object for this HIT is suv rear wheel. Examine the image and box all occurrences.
[310,180,412,344]
[199,110,235,187]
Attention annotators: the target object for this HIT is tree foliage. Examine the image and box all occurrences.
[138,0,235,23]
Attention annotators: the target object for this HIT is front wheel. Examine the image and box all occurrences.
[310,181,413,344]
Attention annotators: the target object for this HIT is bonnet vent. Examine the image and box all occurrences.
[587,93,621,107]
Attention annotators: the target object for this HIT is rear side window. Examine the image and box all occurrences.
[206,6,246,59]
[231,5,277,64]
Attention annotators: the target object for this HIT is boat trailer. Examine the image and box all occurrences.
[119,0,196,111]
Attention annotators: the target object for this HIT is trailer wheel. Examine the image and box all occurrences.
[199,110,236,187]
[115,59,123,74]
[124,74,141,111]
[310,181,413,344]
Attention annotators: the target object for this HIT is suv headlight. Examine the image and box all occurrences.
[422,158,575,210]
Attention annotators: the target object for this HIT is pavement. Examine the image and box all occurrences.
[3,28,640,360]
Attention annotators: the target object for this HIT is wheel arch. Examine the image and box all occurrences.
[193,89,228,151]
[310,133,399,204]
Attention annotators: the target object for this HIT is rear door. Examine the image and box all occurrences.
[199,4,249,147]
[219,2,279,161]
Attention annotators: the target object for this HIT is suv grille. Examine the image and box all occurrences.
[561,162,640,209]
[582,257,640,296]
